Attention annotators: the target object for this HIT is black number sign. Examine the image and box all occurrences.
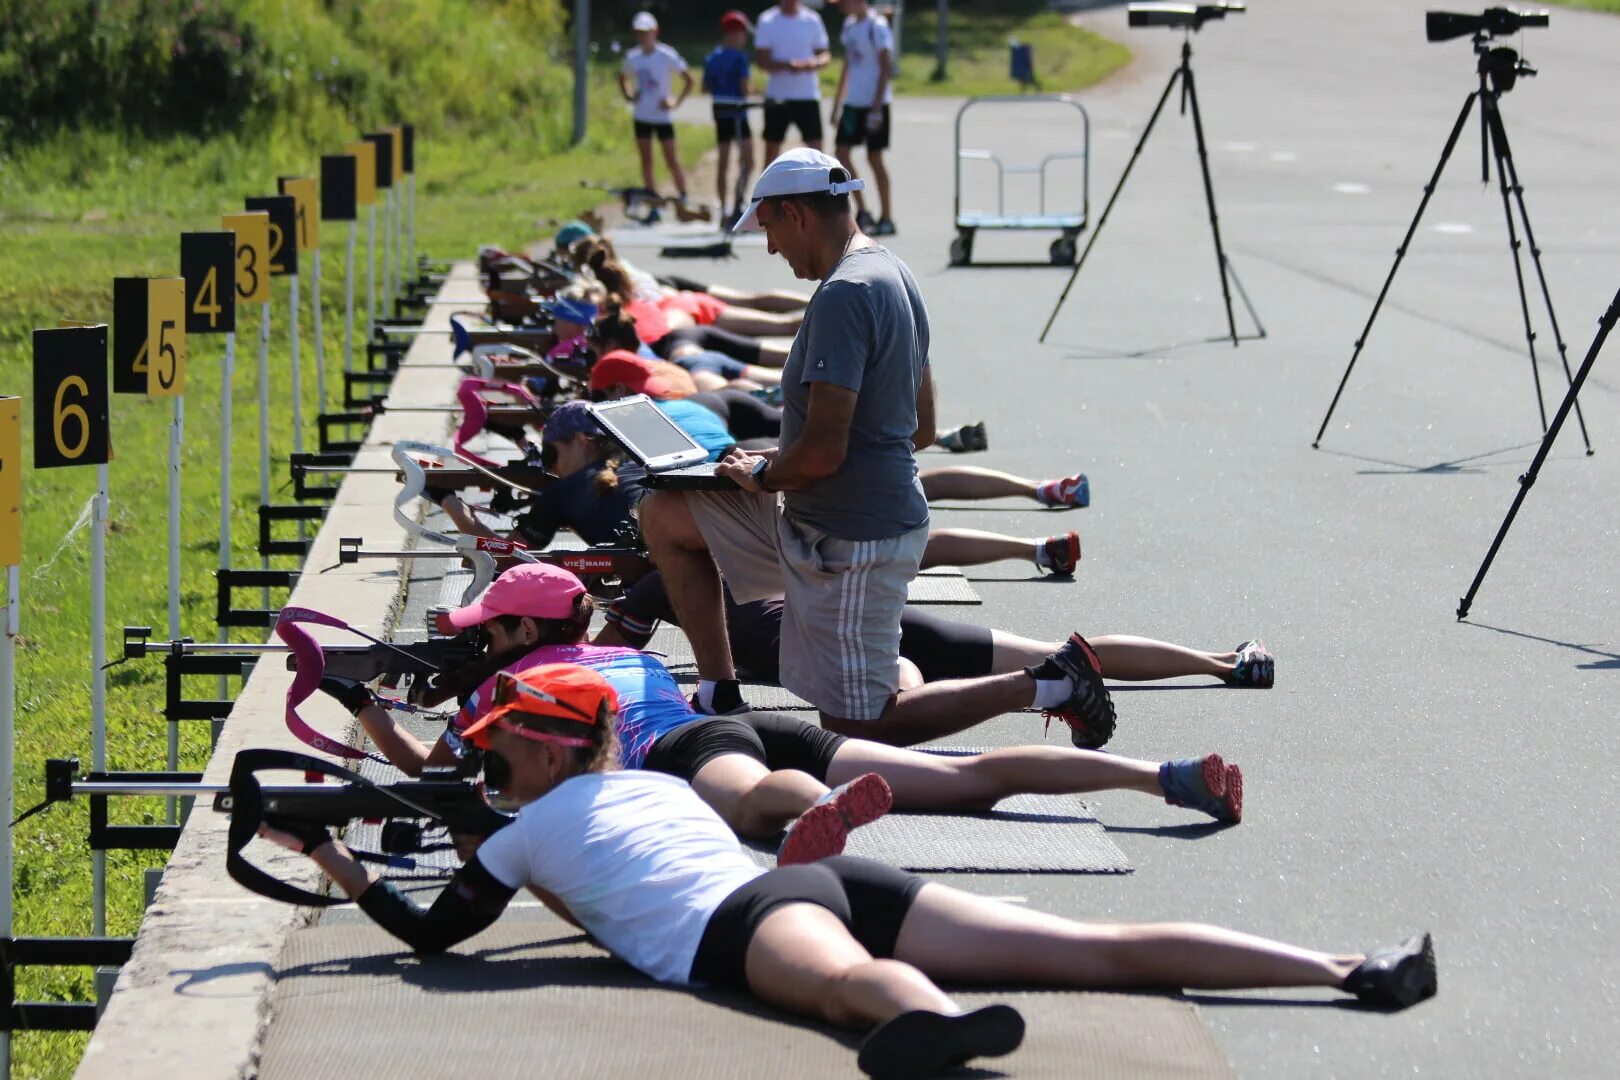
[246,195,299,277]
[112,276,150,395]
[181,231,237,334]
[33,325,111,469]
[321,154,358,222]
[401,123,415,175]
[364,131,394,190]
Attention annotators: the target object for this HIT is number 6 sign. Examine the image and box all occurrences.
[33,325,110,470]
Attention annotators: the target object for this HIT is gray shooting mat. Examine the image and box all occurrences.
[907,566,981,605]
[259,915,1234,1080]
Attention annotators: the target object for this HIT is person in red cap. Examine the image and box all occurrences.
[271,657,1437,1079]
[588,350,739,462]
[705,12,757,225]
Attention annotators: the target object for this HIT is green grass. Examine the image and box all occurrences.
[0,7,713,1078]
[1545,1,1620,13]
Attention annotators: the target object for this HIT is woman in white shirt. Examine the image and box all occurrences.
[263,662,1438,1080]
[618,13,696,201]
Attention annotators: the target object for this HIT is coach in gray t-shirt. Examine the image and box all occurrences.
[638,149,1109,748]
[777,243,930,540]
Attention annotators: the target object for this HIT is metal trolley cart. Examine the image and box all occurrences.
[951,95,1092,266]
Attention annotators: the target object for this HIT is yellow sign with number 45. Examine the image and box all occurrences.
[1,395,19,566]
[221,211,271,306]
[147,278,187,397]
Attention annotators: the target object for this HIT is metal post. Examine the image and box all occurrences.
[366,203,378,339]
[166,395,183,823]
[312,250,327,408]
[91,461,108,935]
[289,273,304,453]
[573,0,591,146]
[933,0,948,82]
[257,301,272,595]
[384,190,396,314]
[345,222,357,373]
[219,332,235,578]
[1,563,18,1075]
[407,176,417,282]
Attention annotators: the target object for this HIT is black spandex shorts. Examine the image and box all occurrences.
[688,855,925,988]
[633,120,676,141]
[651,325,763,367]
[713,106,752,143]
[836,104,891,151]
[763,99,824,144]
[690,389,783,441]
[643,711,847,784]
[657,273,712,293]
[899,607,996,684]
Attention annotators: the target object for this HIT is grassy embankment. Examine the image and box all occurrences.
[0,2,707,1076]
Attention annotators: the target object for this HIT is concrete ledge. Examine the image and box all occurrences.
[76,265,485,1080]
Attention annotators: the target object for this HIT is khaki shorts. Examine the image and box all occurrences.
[687,489,928,722]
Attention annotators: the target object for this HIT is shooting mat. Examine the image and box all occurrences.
[260,913,1234,1080]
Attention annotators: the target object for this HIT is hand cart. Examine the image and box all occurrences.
[951,95,1091,266]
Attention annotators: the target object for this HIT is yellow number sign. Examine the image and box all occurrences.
[345,141,377,207]
[221,211,271,305]
[0,395,19,566]
[279,177,320,251]
[389,125,405,184]
[147,278,187,397]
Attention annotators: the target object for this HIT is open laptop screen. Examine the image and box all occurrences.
[589,395,709,470]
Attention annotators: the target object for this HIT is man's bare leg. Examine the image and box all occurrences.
[920,528,1037,571]
[836,144,868,217]
[868,148,892,221]
[821,672,1036,747]
[635,490,737,680]
[919,466,1040,502]
[659,136,688,200]
[716,141,732,210]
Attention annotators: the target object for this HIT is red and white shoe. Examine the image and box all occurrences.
[1035,473,1091,508]
[777,773,893,866]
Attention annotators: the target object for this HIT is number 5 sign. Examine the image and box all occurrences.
[1,395,19,566]
[33,326,110,470]
[147,278,187,397]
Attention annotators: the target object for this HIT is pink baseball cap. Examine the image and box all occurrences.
[443,563,587,629]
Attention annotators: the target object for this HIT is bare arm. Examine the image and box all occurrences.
[754,46,783,73]
[618,71,636,103]
[832,57,851,118]
[911,366,937,451]
[673,68,695,108]
[872,47,892,113]
[355,704,433,777]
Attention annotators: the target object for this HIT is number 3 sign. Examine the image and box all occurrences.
[33,325,110,470]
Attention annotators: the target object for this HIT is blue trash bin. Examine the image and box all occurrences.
[1010,42,1037,88]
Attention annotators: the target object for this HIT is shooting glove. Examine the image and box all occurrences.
[319,675,375,717]
[270,816,334,856]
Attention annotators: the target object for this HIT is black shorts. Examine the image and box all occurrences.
[688,856,925,987]
[633,120,676,141]
[652,325,763,367]
[713,106,752,143]
[836,104,891,151]
[643,712,847,783]
[899,608,995,684]
[762,99,824,144]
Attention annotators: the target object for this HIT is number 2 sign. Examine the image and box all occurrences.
[33,325,110,470]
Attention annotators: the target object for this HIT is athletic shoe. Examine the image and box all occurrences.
[777,772,893,866]
[1027,633,1116,749]
[961,420,988,451]
[856,209,878,232]
[1343,933,1437,1010]
[1035,473,1090,508]
[1037,531,1082,578]
[1158,754,1243,823]
[857,1004,1025,1080]
[687,679,751,716]
[872,218,898,237]
[1226,639,1275,689]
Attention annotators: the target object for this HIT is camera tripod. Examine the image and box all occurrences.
[1312,37,1592,453]
[1040,37,1264,346]
[1457,283,1619,619]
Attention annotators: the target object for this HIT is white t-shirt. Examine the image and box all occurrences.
[622,43,689,124]
[840,14,894,108]
[475,771,765,985]
[755,6,830,101]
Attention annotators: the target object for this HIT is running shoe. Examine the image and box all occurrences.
[1035,473,1090,508]
[1226,639,1275,689]
[962,420,988,451]
[1343,933,1437,1010]
[1159,754,1243,823]
[872,218,898,237]
[857,1005,1025,1080]
[1027,633,1116,749]
[777,772,893,866]
[1037,531,1082,578]
[856,209,878,232]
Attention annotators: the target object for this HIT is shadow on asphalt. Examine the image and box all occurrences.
[1460,619,1620,671]
[1103,821,1233,840]
[1311,440,1546,476]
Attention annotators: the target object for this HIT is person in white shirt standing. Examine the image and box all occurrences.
[754,0,832,164]
[619,12,695,202]
[831,0,896,235]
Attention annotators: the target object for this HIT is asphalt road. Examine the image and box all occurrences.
[650,1,1620,1075]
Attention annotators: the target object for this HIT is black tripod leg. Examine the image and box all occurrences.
[1482,97,1551,434]
[1457,284,1620,619]
[1181,65,1240,346]
[1313,93,1478,448]
[1488,110,1594,454]
[1040,65,1183,343]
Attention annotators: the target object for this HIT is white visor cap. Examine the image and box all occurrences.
[632,12,658,31]
[733,148,866,233]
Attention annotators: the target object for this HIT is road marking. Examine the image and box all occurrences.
[1222,141,1257,152]
[1269,150,1298,162]
[1332,182,1370,195]
[1432,222,1474,234]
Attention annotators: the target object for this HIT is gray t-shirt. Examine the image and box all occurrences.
[779,245,930,540]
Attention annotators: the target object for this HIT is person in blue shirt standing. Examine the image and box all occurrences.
[704,11,756,226]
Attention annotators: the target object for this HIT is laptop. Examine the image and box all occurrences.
[587,394,738,490]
